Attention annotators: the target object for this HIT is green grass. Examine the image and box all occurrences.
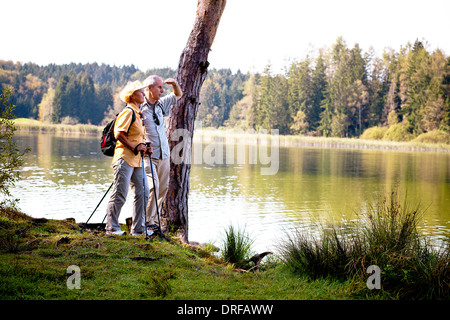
[0,206,361,300]
[2,195,446,300]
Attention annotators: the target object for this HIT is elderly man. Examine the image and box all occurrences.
[141,75,182,235]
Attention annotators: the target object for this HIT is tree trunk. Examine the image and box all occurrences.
[161,0,226,243]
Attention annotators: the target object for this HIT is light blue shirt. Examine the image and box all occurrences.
[141,93,177,159]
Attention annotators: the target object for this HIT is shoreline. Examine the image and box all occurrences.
[0,209,362,300]
[14,118,450,153]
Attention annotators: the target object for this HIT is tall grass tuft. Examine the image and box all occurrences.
[279,225,352,280]
[278,190,450,299]
[220,224,254,268]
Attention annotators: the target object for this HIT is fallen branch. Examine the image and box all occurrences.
[244,251,273,271]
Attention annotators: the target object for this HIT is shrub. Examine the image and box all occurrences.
[412,130,450,145]
[0,87,29,208]
[383,123,414,142]
[360,126,387,140]
[60,116,79,125]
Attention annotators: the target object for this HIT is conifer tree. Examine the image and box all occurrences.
[287,58,313,133]
[52,74,69,123]
[310,52,328,132]
[78,73,95,123]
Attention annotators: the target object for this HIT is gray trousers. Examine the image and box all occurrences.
[106,158,149,234]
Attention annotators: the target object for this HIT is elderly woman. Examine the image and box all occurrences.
[105,80,152,236]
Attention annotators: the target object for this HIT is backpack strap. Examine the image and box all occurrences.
[125,106,136,134]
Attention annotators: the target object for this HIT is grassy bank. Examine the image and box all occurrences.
[1,191,448,300]
[14,119,449,152]
[0,207,360,300]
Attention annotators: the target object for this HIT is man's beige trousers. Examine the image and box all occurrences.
[144,157,170,227]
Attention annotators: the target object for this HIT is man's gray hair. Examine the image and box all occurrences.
[143,75,162,88]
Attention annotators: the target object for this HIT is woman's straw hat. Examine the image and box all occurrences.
[119,80,147,103]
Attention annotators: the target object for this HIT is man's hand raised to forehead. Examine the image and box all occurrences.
[165,78,183,99]
[164,78,177,86]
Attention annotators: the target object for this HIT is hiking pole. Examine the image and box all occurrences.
[141,151,150,240]
[80,182,113,230]
[147,152,163,239]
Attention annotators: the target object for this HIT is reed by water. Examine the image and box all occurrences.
[14,118,101,135]
[277,189,450,299]
[220,224,255,269]
[14,118,450,152]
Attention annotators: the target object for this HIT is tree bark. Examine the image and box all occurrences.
[161,0,226,243]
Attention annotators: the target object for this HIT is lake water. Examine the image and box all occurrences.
[11,132,450,252]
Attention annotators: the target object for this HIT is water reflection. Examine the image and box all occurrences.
[11,132,450,251]
[189,142,450,249]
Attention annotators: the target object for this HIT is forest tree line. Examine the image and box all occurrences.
[0,61,175,125]
[218,37,449,140]
[1,37,449,140]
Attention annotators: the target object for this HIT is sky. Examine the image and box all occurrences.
[1,0,449,74]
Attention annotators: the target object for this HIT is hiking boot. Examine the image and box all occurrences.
[106,230,126,236]
[147,224,160,234]
[130,230,152,236]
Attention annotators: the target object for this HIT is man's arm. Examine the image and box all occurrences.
[165,78,182,100]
